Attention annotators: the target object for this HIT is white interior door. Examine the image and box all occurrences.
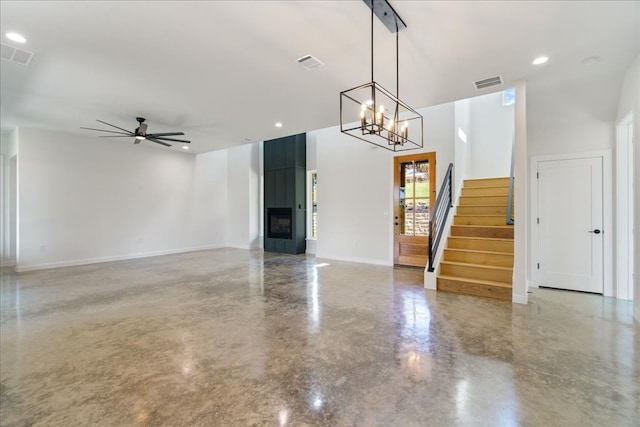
[537,157,603,293]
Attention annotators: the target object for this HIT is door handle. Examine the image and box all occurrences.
[395,222,399,226]
[588,229,601,234]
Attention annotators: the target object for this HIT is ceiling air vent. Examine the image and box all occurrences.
[1,42,34,66]
[474,75,502,90]
[296,54,324,71]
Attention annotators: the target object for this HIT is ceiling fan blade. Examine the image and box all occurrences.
[150,136,190,143]
[147,138,172,147]
[98,135,136,138]
[134,138,142,145]
[96,119,133,134]
[80,127,132,135]
[146,132,185,137]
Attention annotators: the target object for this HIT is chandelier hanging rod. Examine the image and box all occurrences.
[362,0,407,34]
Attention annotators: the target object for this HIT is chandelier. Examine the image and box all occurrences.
[340,0,423,152]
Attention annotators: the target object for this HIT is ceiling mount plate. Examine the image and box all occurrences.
[362,0,407,33]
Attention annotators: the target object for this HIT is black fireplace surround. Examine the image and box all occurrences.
[263,133,306,254]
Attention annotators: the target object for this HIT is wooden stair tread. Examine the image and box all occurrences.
[440,260,513,272]
[460,195,509,198]
[464,178,510,184]
[456,214,506,216]
[463,184,508,187]
[437,274,513,289]
[449,236,514,242]
[458,206,506,208]
[444,248,514,256]
[453,224,514,229]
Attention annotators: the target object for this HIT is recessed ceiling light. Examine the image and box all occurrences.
[182,146,189,150]
[6,32,27,43]
[275,122,283,128]
[532,56,548,65]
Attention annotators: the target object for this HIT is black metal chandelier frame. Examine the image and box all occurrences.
[340,0,423,152]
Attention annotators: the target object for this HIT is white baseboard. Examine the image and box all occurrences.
[15,244,226,272]
[227,244,253,250]
[305,239,317,255]
[1,259,16,268]
[512,293,528,304]
[314,253,393,267]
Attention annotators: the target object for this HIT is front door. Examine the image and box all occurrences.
[536,156,604,293]
[394,153,436,267]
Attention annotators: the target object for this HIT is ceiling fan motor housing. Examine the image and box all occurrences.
[136,122,148,136]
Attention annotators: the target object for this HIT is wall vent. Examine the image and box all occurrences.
[474,75,502,90]
[1,42,34,66]
[296,54,324,71]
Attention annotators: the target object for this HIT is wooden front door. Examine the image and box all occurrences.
[394,152,436,267]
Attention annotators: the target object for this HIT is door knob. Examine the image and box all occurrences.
[588,229,601,234]
[395,222,399,226]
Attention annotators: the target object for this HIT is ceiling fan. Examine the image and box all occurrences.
[81,117,190,147]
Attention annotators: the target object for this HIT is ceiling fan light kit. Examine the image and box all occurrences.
[80,117,190,148]
[340,0,423,152]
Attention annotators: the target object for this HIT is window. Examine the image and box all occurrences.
[503,88,515,106]
[307,171,317,238]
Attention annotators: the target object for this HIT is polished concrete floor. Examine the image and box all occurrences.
[1,248,638,426]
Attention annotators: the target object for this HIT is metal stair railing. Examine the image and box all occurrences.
[428,163,453,272]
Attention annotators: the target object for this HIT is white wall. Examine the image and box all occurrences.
[17,128,228,270]
[227,142,261,249]
[616,54,640,322]
[413,103,456,187]
[454,98,471,193]
[1,129,18,266]
[310,102,455,266]
[512,81,528,304]
[528,79,615,157]
[469,91,514,178]
[528,120,614,156]
[313,126,391,265]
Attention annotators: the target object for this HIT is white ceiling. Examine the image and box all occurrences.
[1,1,638,154]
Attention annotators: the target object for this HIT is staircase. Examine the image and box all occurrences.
[437,177,514,300]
